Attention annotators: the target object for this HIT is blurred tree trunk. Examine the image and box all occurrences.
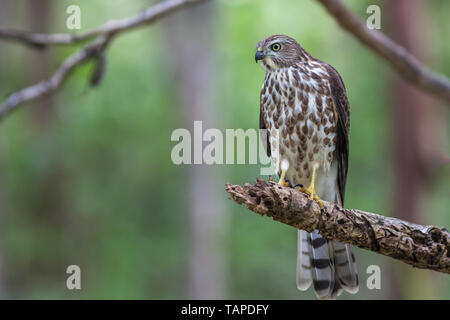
[26,0,66,226]
[0,0,9,300]
[387,0,444,299]
[23,0,68,289]
[28,0,55,126]
[164,2,227,299]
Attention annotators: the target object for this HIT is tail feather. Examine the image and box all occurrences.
[297,230,358,298]
[332,241,359,294]
[332,185,359,294]
[297,231,358,299]
[309,230,335,299]
[296,230,312,291]
[295,168,358,299]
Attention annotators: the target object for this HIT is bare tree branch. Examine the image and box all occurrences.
[1,0,449,121]
[226,179,450,274]
[316,0,450,104]
[0,0,210,120]
[0,36,111,120]
[0,0,209,48]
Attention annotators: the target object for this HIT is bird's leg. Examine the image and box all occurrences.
[277,169,289,187]
[297,167,325,210]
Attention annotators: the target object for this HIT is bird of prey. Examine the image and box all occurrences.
[255,35,358,299]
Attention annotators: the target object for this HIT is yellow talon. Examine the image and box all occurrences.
[277,170,289,187]
[296,167,325,210]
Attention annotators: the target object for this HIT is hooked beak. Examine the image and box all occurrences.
[255,50,265,63]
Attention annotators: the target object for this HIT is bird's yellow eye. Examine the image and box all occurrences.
[271,43,281,51]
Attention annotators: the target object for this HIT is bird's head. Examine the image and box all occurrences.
[255,34,307,71]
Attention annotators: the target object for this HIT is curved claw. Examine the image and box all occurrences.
[278,179,290,187]
[296,186,325,210]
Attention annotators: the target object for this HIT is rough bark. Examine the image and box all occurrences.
[226,179,450,274]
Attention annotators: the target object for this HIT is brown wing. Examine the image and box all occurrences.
[259,110,271,158]
[325,64,350,206]
[260,77,271,158]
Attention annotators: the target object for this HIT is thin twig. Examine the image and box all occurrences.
[0,36,110,120]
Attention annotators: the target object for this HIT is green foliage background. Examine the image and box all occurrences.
[0,0,449,299]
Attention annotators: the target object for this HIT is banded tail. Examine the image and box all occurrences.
[296,198,358,299]
[297,230,358,299]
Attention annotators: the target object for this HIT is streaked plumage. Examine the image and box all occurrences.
[256,35,358,299]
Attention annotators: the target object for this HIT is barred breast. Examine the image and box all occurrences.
[260,61,337,188]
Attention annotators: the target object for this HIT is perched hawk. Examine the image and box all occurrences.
[255,35,358,299]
